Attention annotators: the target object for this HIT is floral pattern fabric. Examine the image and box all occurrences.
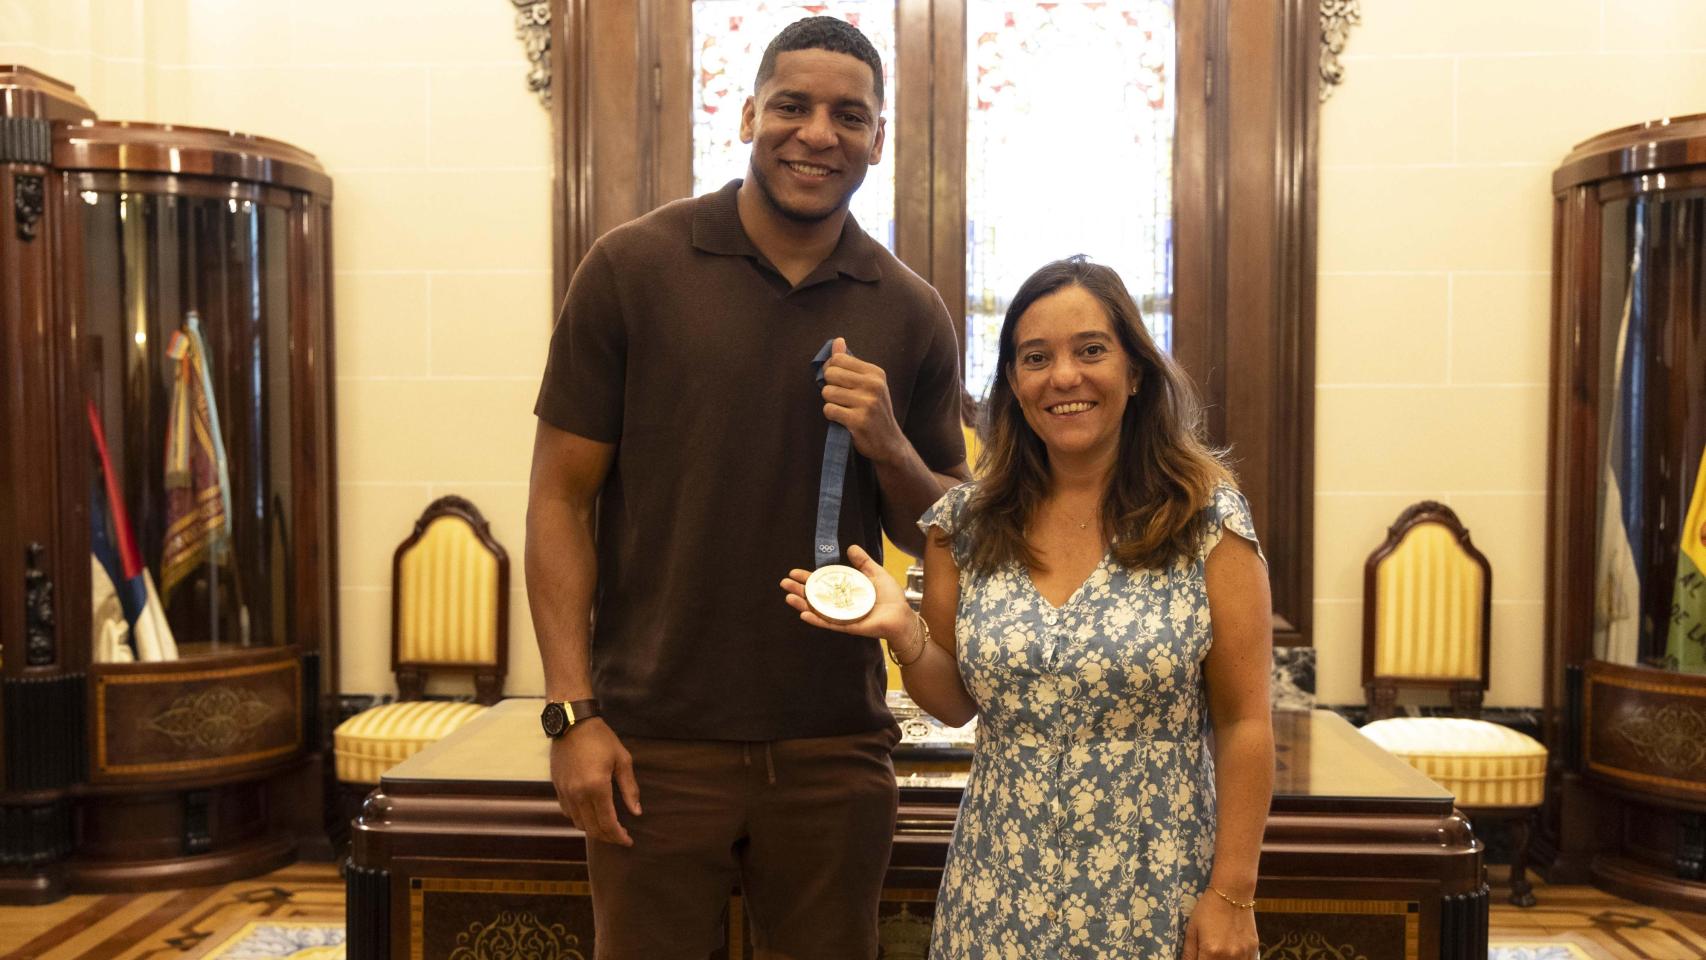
[918,483,1261,959]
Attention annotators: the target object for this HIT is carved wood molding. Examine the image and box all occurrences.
[512,0,552,108]
[1319,0,1360,101]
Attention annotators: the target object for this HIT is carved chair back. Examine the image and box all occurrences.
[1362,501,1492,720]
[391,496,509,705]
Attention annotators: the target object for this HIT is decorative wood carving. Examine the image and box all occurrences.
[1583,663,1706,802]
[23,541,55,666]
[1258,931,1372,959]
[1319,0,1361,101]
[147,687,277,753]
[510,0,552,108]
[1614,704,1706,776]
[1,674,85,791]
[448,911,586,960]
[345,858,391,960]
[92,654,303,779]
[12,173,42,241]
[0,117,52,164]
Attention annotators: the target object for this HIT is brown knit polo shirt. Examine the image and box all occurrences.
[535,181,965,741]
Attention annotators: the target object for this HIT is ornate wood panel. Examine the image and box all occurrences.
[1582,661,1706,806]
[91,652,302,781]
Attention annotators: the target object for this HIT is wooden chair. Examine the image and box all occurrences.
[1362,501,1493,720]
[1355,501,1547,907]
[333,495,509,785]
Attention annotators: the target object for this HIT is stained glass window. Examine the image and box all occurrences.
[964,2,1175,398]
[692,2,898,250]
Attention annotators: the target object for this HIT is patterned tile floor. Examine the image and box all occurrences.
[0,863,342,960]
[1488,875,1706,960]
[2,862,1704,959]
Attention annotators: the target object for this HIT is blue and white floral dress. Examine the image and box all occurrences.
[918,482,1262,959]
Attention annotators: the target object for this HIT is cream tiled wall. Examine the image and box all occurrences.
[4,0,554,697]
[1314,0,1706,707]
[0,0,171,118]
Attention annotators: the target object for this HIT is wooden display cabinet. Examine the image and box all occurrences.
[0,67,337,903]
[1540,113,1706,911]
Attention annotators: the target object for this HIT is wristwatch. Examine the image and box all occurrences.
[540,698,601,738]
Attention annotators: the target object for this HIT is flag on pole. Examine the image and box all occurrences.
[88,470,136,662]
[1593,240,1645,665]
[161,313,232,601]
[90,554,134,663]
[87,399,178,661]
[1665,445,1706,672]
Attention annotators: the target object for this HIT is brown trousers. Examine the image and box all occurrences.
[587,727,901,960]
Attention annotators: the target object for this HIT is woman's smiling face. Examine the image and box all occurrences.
[1007,283,1137,464]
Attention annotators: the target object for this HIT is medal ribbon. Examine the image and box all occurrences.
[811,339,851,570]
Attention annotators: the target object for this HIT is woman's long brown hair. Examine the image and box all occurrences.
[958,256,1231,574]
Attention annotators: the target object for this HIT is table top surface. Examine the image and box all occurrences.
[384,699,1453,813]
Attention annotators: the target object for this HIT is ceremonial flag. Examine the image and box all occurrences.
[88,399,178,661]
[90,554,134,663]
[161,313,232,601]
[1593,241,1645,665]
[88,470,136,662]
[1666,445,1706,672]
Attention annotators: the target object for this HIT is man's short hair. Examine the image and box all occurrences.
[753,16,884,105]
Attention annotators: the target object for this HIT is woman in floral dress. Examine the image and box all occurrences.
[783,257,1275,959]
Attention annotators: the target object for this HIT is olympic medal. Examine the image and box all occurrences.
[804,564,876,624]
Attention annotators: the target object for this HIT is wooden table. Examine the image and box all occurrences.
[347,701,1486,959]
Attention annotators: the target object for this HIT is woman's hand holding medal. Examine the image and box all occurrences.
[782,544,913,643]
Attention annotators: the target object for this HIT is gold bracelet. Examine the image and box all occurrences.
[1208,886,1256,911]
[885,614,930,667]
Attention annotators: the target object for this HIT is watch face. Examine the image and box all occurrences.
[540,702,569,738]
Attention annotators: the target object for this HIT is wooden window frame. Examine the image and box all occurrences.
[548,0,1317,646]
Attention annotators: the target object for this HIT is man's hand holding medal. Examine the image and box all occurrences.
[818,336,907,462]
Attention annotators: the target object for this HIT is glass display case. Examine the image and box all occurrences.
[0,67,336,902]
[1543,113,1706,912]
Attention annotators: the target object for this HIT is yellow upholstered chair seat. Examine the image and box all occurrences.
[1359,717,1547,808]
[333,700,487,784]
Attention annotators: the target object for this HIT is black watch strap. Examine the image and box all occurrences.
[565,698,601,727]
[542,698,602,739]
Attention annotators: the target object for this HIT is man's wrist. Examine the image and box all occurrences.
[541,697,602,738]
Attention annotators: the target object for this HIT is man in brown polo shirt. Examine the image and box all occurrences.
[526,17,968,960]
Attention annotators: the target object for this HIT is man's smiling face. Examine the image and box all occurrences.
[740,48,886,224]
